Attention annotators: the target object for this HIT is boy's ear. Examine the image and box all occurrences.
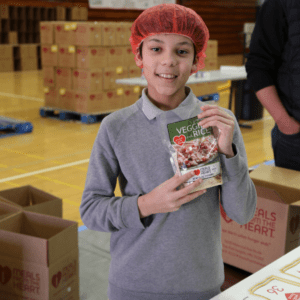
[135,51,143,68]
[191,56,198,73]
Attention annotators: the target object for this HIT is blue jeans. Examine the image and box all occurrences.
[271,124,300,171]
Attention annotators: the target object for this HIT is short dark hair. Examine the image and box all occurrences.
[139,42,197,64]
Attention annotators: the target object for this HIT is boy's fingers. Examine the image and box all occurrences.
[171,171,197,189]
[176,177,203,198]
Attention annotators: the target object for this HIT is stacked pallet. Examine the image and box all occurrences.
[41,21,142,114]
[0,5,88,72]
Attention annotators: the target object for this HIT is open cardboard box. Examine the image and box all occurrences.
[221,164,300,273]
[0,185,62,218]
[0,201,21,221]
[0,210,79,300]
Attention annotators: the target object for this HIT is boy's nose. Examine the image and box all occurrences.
[161,52,177,66]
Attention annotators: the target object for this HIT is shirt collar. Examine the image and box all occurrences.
[141,87,201,121]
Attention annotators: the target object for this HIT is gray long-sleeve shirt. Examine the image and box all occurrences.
[80,87,257,300]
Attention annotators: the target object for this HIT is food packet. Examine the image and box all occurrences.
[161,105,223,192]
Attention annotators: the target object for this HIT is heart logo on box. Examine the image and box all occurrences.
[285,293,300,299]
[74,71,79,77]
[52,271,62,288]
[107,92,113,98]
[91,73,95,77]
[0,265,12,285]
[173,135,186,146]
[90,27,94,31]
[125,91,130,96]
[91,49,97,55]
[57,26,62,32]
[289,215,300,235]
[41,26,46,30]
[220,204,233,224]
[127,48,132,54]
[60,48,65,54]
[90,95,95,100]
[110,49,115,55]
[77,49,82,54]
[104,27,109,32]
[43,47,48,53]
[56,69,62,75]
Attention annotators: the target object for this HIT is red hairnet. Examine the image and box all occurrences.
[129,3,210,74]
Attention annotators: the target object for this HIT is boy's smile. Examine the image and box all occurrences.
[135,34,198,111]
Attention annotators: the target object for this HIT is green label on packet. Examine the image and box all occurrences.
[167,116,212,145]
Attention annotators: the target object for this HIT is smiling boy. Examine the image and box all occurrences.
[80,4,256,300]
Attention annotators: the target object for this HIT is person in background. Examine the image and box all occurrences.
[246,0,300,171]
[80,4,257,300]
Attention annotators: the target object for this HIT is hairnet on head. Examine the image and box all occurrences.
[129,3,210,74]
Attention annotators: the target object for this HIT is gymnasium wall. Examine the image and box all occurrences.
[0,0,257,55]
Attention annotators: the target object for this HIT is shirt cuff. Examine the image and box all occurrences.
[121,195,147,230]
[220,144,246,178]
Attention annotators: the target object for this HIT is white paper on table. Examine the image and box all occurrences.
[220,66,246,73]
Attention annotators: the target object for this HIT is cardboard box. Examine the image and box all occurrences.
[0,45,13,60]
[0,211,79,300]
[122,22,132,46]
[0,58,14,72]
[20,44,38,59]
[71,6,80,21]
[123,46,136,67]
[102,22,116,46]
[206,40,218,60]
[72,69,103,92]
[128,65,141,78]
[107,46,124,67]
[187,81,218,97]
[74,92,105,113]
[221,164,300,274]
[21,58,38,71]
[123,85,140,107]
[0,4,9,19]
[103,67,117,90]
[76,46,108,69]
[41,45,58,67]
[0,185,62,218]
[203,59,218,71]
[44,87,58,108]
[75,22,102,46]
[54,22,76,45]
[79,7,88,21]
[58,45,76,68]
[55,67,72,90]
[115,23,126,46]
[103,89,124,111]
[40,22,54,45]
[9,32,18,44]
[58,89,75,110]
[56,7,66,21]
[0,201,21,221]
[43,67,55,87]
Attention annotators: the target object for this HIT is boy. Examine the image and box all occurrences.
[80,4,257,300]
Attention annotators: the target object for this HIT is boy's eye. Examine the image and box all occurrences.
[151,47,160,52]
[178,50,188,55]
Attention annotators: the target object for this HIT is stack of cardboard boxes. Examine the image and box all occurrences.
[187,40,219,97]
[0,5,88,72]
[0,185,79,300]
[42,21,142,114]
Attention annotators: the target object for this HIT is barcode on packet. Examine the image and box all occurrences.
[201,166,211,175]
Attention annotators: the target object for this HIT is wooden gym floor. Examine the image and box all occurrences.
[0,70,275,225]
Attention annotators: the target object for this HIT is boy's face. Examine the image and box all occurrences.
[135,34,198,109]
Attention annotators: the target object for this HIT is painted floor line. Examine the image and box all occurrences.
[0,159,90,183]
[0,92,44,102]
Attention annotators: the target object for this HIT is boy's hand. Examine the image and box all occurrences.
[197,105,235,158]
[138,171,206,218]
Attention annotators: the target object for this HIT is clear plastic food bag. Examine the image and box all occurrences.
[161,104,223,192]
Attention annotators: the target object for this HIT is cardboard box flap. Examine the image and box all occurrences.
[255,185,286,204]
[250,165,300,204]
[290,199,300,207]
[0,201,21,220]
[0,185,62,207]
[0,213,48,264]
[0,211,77,265]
